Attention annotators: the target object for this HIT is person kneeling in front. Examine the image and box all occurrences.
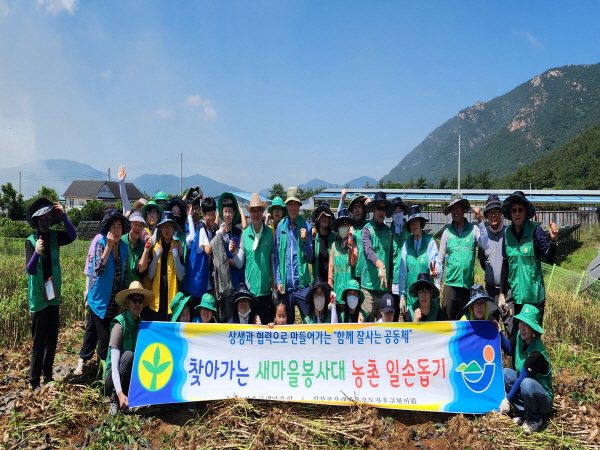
[105,281,154,416]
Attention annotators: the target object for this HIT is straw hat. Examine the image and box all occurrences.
[115,281,154,309]
[131,198,148,211]
[244,193,269,214]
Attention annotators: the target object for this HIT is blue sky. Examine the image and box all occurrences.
[1,0,600,192]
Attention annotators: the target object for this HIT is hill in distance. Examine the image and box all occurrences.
[383,63,600,185]
[258,176,378,198]
[130,174,240,198]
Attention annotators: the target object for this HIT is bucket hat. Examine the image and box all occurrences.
[244,193,269,214]
[403,205,430,231]
[348,193,367,213]
[514,305,544,334]
[306,277,332,306]
[170,292,193,322]
[341,279,365,305]
[483,194,502,215]
[502,191,535,221]
[154,191,168,202]
[367,191,392,217]
[331,208,356,232]
[156,211,182,232]
[230,283,258,307]
[218,192,241,225]
[465,285,493,309]
[100,209,131,235]
[391,197,409,214]
[131,198,148,211]
[380,293,395,313]
[164,196,187,227]
[313,201,334,224]
[268,196,287,217]
[128,210,147,226]
[408,272,440,299]
[115,281,154,309]
[27,198,61,230]
[444,192,471,215]
[285,187,302,205]
[142,201,164,217]
[195,293,218,314]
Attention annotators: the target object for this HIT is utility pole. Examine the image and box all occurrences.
[457,134,461,192]
[19,171,21,195]
[108,168,111,181]
[180,153,183,195]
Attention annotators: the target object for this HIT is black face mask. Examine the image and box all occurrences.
[39,217,53,230]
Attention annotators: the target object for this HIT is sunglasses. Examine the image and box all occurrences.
[511,207,525,213]
[374,205,387,212]
[128,296,145,304]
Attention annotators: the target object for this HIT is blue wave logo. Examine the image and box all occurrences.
[455,344,495,393]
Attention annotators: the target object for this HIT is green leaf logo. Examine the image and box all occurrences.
[138,343,173,391]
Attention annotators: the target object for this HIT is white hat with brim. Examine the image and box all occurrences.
[285,187,302,204]
[115,281,154,309]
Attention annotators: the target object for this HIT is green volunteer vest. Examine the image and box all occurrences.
[352,220,367,280]
[341,307,369,323]
[304,309,331,324]
[243,224,274,297]
[361,220,392,292]
[121,234,146,283]
[405,233,433,306]
[409,298,440,322]
[445,221,476,289]
[515,336,553,402]
[331,239,352,301]
[312,231,335,281]
[277,215,310,292]
[106,310,140,376]
[505,220,545,305]
[27,232,62,313]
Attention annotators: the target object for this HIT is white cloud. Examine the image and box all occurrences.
[141,108,174,123]
[99,69,112,81]
[0,1,10,22]
[37,0,79,16]
[184,94,217,121]
[512,29,544,50]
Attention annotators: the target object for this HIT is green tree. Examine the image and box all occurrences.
[461,173,476,189]
[476,170,492,189]
[415,174,427,189]
[363,181,372,189]
[269,183,286,200]
[448,176,458,190]
[0,182,25,220]
[438,176,449,189]
[81,199,106,221]
[67,208,82,228]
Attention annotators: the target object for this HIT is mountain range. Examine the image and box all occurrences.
[383,62,600,185]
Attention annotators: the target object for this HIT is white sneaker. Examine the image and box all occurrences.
[522,417,543,433]
[512,416,524,426]
[74,358,86,375]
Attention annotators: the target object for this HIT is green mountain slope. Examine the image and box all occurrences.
[383,63,600,184]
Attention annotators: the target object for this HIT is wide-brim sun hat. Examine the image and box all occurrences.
[230,283,258,307]
[444,192,472,215]
[366,191,392,217]
[341,279,365,305]
[164,196,187,216]
[27,198,61,230]
[268,196,287,217]
[285,187,302,205]
[483,194,502,215]
[403,205,430,231]
[100,209,131,235]
[218,192,241,225]
[348,193,367,213]
[306,277,332,306]
[170,292,192,322]
[514,305,544,334]
[408,272,440,299]
[502,190,535,221]
[131,198,148,211]
[195,293,218,314]
[244,193,269,214]
[391,197,409,214]
[156,211,182,232]
[331,208,356,232]
[142,201,164,217]
[115,281,154,309]
[313,201,334,224]
[465,285,493,309]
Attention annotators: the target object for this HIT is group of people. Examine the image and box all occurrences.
[24,167,557,430]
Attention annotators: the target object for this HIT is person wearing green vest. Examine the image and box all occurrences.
[311,201,336,283]
[398,205,441,318]
[437,192,488,320]
[500,191,558,326]
[25,198,77,389]
[460,285,501,333]
[106,281,153,416]
[498,305,553,433]
[360,191,394,321]
[154,190,168,208]
[275,187,314,323]
[304,277,334,324]
[340,279,369,323]
[328,208,357,301]
[389,197,411,321]
[267,196,287,235]
[239,193,275,325]
[121,210,152,284]
[338,189,370,283]
[403,273,447,322]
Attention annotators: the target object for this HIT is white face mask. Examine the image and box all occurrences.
[393,212,404,226]
[338,226,349,239]
[347,295,359,310]
[314,295,326,311]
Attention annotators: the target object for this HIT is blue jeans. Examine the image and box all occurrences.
[503,368,552,421]
[282,286,310,324]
